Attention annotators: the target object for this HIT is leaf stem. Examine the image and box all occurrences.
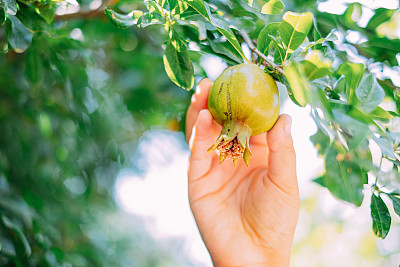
[239,31,285,75]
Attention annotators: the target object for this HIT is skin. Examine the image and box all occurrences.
[186,78,300,267]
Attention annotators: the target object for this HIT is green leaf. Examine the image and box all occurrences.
[289,30,337,60]
[279,11,313,62]
[105,8,143,29]
[370,106,393,122]
[163,32,194,90]
[269,34,285,64]
[167,0,178,11]
[257,22,279,57]
[283,62,310,107]
[301,50,332,80]
[389,194,400,217]
[228,17,256,32]
[337,62,364,106]
[333,109,370,149]
[367,8,395,30]
[323,144,365,206]
[185,0,248,62]
[370,193,391,239]
[241,0,284,15]
[310,128,330,156]
[35,5,55,24]
[0,8,5,27]
[372,136,397,159]
[137,11,164,28]
[7,15,33,53]
[145,0,163,15]
[25,44,44,85]
[312,176,325,187]
[356,74,385,114]
[2,0,17,15]
[208,37,243,64]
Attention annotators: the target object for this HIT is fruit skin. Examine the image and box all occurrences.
[207,63,280,166]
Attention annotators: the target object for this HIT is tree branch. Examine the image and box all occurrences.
[239,31,285,76]
[54,9,106,21]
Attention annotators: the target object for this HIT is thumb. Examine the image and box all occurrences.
[266,114,297,192]
[188,109,215,181]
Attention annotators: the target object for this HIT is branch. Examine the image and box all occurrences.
[239,31,285,76]
[54,9,105,20]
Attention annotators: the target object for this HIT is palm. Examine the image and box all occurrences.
[186,79,299,266]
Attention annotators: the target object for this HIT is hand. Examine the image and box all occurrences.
[186,78,300,267]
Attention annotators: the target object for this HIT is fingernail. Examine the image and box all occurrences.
[283,117,292,136]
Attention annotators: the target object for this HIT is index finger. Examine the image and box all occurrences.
[186,78,213,143]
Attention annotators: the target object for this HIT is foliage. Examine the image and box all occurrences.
[105,0,400,239]
[0,0,399,265]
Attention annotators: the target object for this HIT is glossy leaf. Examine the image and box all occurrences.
[241,0,284,15]
[35,5,55,24]
[279,11,313,62]
[370,193,391,239]
[289,30,337,60]
[337,62,364,106]
[356,74,385,114]
[7,15,33,53]
[228,17,256,32]
[323,144,365,206]
[367,8,395,30]
[25,45,44,84]
[257,22,279,57]
[105,8,143,29]
[389,194,400,217]
[163,33,194,90]
[185,0,247,62]
[283,62,310,107]
[208,38,243,64]
[137,11,164,28]
[370,106,393,122]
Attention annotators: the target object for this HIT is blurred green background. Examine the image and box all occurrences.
[1,0,400,266]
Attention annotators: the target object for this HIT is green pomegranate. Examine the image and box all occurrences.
[207,63,280,166]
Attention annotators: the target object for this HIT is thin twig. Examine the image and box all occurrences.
[240,31,285,76]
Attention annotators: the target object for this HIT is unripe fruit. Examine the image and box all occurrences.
[207,63,280,166]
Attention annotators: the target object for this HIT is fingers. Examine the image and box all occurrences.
[266,114,298,192]
[188,109,215,182]
[186,78,213,143]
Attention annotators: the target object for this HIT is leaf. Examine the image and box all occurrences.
[208,37,243,64]
[163,32,194,90]
[35,5,55,24]
[185,0,247,62]
[289,30,337,60]
[333,109,371,149]
[356,74,385,114]
[310,128,330,156]
[301,50,332,80]
[241,0,284,15]
[367,8,395,30]
[7,15,33,53]
[1,215,32,259]
[283,62,310,107]
[167,0,178,11]
[25,44,44,84]
[2,0,17,15]
[372,136,397,159]
[228,17,256,32]
[370,106,393,122]
[312,176,325,187]
[137,11,164,28]
[105,8,143,29]
[323,144,365,206]
[370,193,391,239]
[389,194,400,217]
[257,22,279,57]
[279,11,313,62]
[269,34,285,64]
[337,62,364,106]
[0,8,5,27]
